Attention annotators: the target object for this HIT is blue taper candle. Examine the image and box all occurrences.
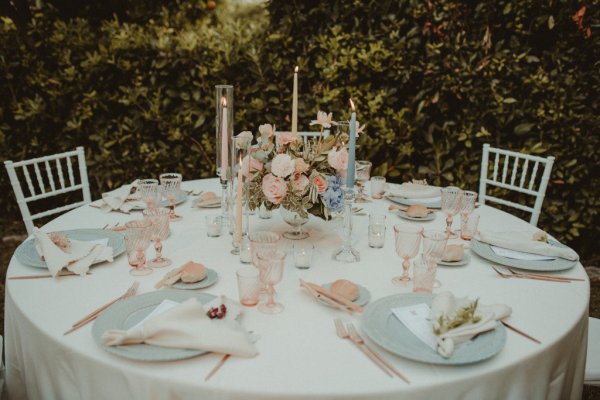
[346,99,356,188]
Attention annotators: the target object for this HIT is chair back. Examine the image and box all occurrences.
[478,143,554,226]
[4,146,91,235]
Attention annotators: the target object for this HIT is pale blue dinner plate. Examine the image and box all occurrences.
[192,196,222,208]
[14,229,126,269]
[171,268,219,290]
[470,238,577,272]
[92,291,216,361]
[386,195,442,209]
[396,210,436,222]
[158,191,188,208]
[361,293,506,365]
[320,282,371,307]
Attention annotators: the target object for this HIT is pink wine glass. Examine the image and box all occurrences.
[393,223,423,285]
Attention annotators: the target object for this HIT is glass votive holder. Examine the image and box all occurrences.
[370,176,387,199]
[293,243,314,269]
[236,267,261,307]
[460,213,480,241]
[413,257,436,293]
[240,236,253,263]
[368,224,386,248]
[258,204,272,219]
[205,215,222,237]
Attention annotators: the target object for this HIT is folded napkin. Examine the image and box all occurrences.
[193,192,221,208]
[431,292,511,358]
[99,180,140,213]
[477,230,579,261]
[33,228,113,277]
[387,182,441,199]
[101,296,258,357]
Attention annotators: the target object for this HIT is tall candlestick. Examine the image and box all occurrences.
[346,99,357,188]
[220,97,229,180]
[234,156,243,245]
[292,66,298,136]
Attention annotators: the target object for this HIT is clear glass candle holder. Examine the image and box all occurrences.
[239,236,253,264]
[368,224,386,248]
[205,215,222,237]
[293,243,315,269]
[370,176,386,199]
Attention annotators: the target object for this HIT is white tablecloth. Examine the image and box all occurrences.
[4,179,589,400]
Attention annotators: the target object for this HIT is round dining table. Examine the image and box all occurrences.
[4,178,589,400]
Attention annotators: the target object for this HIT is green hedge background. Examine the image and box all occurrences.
[0,0,598,259]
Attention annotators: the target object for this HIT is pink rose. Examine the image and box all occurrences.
[262,173,287,204]
[312,175,328,193]
[271,153,295,178]
[327,147,348,172]
[259,124,275,138]
[292,173,310,192]
[241,155,264,177]
[294,158,310,173]
[277,132,300,147]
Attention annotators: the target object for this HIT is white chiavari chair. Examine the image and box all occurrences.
[4,147,91,235]
[586,317,600,386]
[478,143,555,227]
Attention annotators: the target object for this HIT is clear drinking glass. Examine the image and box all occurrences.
[355,160,373,202]
[440,187,463,238]
[205,215,223,237]
[236,267,261,307]
[142,207,172,268]
[413,256,436,293]
[137,179,159,209]
[368,213,386,248]
[125,219,153,276]
[370,176,386,199]
[393,223,423,285]
[159,173,183,221]
[257,250,286,314]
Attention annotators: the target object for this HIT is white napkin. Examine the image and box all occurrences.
[99,180,140,213]
[387,182,441,199]
[477,230,579,261]
[430,292,511,358]
[101,296,258,358]
[33,228,113,277]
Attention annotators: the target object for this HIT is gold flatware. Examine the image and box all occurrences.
[346,322,410,383]
[64,282,139,335]
[299,279,351,314]
[205,353,230,381]
[491,266,569,283]
[334,319,392,377]
[89,203,131,215]
[304,281,363,313]
[9,272,85,280]
[506,267,584,282]
[501,320,541,344]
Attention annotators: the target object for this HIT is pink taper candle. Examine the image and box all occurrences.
[292,66,298,136]
[220,97,229,180]
[234,156,243,245]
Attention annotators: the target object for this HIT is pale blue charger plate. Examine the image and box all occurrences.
[14,229,126,269]
[158,191,189,208]
[396,210,436,222]
[361,293,506,365]
[386,195,442,209]
[171,268,219,290]
[470,238,577,272]
[92,291,216,361]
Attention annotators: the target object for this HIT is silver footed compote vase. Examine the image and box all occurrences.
[280,207,309,240]
[334,186,360,263]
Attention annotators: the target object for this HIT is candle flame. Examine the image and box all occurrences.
[349,98,355,111]
[294,66,299,73]
[221,97,227,107]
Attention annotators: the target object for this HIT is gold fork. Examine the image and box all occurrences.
[491,266,568,283]
[334,319,392,377]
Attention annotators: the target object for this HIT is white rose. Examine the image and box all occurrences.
[271,153,295,178]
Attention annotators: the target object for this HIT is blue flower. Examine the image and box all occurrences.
[321,175,344,212]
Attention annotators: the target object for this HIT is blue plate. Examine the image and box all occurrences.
[14,229,126,269]
[171,268,219,290]
[159,191,188,208]
[320,282,371,307]
[361,293,506,365]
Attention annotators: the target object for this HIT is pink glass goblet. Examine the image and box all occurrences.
[159,173,183,221]
[249,231,281,268]
[440,187,463,238]
[137,179,159,209]
[393,223,423,285]
[143,207,172,268]
[422,230,448,288]
[256,250,286,314]
[125,219,153,276]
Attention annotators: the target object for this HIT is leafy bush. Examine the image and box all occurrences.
[0,0,598,259]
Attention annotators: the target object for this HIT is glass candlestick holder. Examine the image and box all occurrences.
[334,186,360,263]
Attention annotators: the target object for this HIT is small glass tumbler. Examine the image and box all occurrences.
[460,213,480,240]
[236,267,261,307]
[293,243,315,269]
[205,215,222,237]
[413,257,436,293]
[370,176,387,199]
[258,204,272,219]
[369,225,386,248]
[240,236,253,264]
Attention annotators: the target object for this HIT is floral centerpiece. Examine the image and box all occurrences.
[241,111,354,220]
